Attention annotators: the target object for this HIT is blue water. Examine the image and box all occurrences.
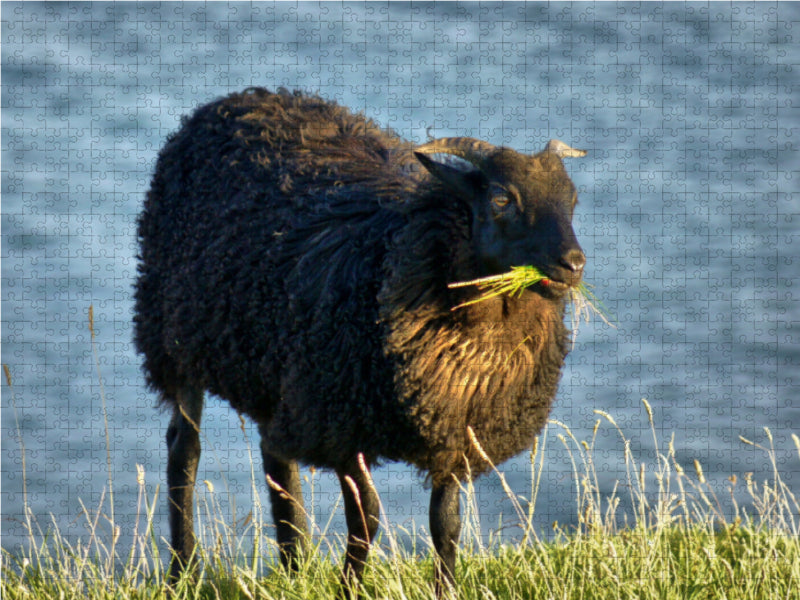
[2,2,798,561]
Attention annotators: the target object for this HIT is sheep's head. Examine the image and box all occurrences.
[414,137,586,295]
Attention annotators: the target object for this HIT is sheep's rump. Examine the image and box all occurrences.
[134,88,421,466]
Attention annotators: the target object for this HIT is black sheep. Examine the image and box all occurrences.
[134,87,587,597]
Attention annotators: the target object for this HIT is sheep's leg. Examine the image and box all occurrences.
[430,480,461,598]
[336,460,380,599]
[165,386,204,583]
[259,431,308,570]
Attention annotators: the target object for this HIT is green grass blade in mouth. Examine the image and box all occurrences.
[447,266,549,310]
[448,267,615,336]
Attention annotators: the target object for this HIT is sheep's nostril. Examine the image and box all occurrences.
[560,249,586,273]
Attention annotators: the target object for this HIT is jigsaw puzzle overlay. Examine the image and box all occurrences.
[2,3,798,561]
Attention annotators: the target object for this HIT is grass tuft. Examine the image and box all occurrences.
[2,312,798,599]
[448,266,614,338]
[448,266,552,309]
[4,398,798,599]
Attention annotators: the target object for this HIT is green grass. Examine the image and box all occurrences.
[448,266,553,309]
[3,401,798,600]
[448,266,614,335]
[2,312,799,599]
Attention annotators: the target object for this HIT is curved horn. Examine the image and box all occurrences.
[414,137,497,169]
[545,139,587,158]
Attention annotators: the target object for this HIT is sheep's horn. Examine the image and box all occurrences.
[415,137,497,169]
[544,139,587,158]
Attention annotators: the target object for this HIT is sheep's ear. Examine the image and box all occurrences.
[544,139,587,158]
[414,152,483,198]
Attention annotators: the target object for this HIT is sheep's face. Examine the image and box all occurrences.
[415,139,586,295]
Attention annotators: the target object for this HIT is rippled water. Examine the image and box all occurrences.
[2,2,798,558]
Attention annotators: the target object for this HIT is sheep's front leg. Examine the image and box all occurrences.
[336,459,380,599]
[165,387,204,583]
[430,479,461,598]
[259,430,308,570]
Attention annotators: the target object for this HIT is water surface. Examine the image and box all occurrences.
[2,2,798,558]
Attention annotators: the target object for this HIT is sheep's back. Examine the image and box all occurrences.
[134,89,420,463]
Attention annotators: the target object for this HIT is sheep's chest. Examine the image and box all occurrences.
[387,292,570,481]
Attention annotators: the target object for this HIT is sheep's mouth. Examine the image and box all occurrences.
[537,277,570,292]
[538,261,584,289]
[538,268,586,292]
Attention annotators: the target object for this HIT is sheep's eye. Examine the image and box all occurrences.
[492,193,511,208]
[489,183,515,210]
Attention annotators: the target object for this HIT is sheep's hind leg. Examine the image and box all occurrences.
[165,386,204,584]
[430,479,461,598]
[259,429,308,570]
[336,459,380,599]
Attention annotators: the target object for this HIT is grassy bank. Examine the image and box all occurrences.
[3,315,800,600]
[3,396,799,599]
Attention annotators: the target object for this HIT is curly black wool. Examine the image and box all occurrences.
[134,87,573,484]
